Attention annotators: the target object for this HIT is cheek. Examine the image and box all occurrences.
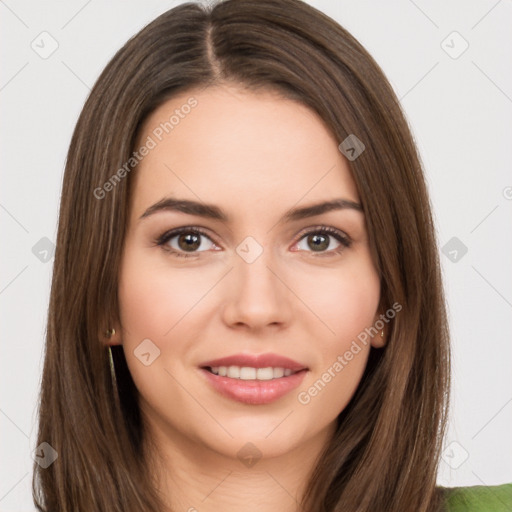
[295,304,377,419]
[118,261,169,343]
[292,257,380,411]
[118,247,211,344]
[117,248,203,405]
[330,275,380,345]
[292,258,380,349]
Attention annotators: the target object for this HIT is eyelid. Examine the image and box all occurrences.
[294,225,350,242]
[154,226,217,247]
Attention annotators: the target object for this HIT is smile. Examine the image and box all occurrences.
[198,352,309,405]
[207,365,296,380]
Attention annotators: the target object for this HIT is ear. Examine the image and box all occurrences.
[99,324,122,346]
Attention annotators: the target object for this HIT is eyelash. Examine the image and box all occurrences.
[154,225,352,259]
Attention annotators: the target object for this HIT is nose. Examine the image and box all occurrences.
[221,247,293,332]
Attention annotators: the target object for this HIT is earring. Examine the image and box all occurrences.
[381,330,384,338]
[108,346,117,387]
[105,328,116,338]
[105,328,117,386]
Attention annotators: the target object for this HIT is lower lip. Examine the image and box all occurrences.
[199,368,308,405]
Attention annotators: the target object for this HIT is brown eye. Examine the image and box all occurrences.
[176,232,202,252]
[306,233,330,252]
[294,226,352,256]
[156,227,218,258]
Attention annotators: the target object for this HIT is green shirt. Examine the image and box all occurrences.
[440,483,512,511]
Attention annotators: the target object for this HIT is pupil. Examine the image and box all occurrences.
[309,234,328,251]
[178,233,200,251]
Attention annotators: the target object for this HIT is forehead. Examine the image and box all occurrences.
[130,85,359,218]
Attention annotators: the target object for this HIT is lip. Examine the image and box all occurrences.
[199,352,309,405]
[200,353,308,372]
[199,368,308,405]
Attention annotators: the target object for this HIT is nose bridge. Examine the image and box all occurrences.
[236,240,282,301]
[222,237,292,328]
[237,243,277,292]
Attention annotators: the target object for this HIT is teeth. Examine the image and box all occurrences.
[240,367,256,380]
[255,367,273,380]
[273,367,284,378]
[208,366,297,380]
[227,366,240,378]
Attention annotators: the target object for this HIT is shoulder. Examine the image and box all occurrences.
[437,483,512,511]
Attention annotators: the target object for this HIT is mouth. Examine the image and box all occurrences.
[203,365,301,380]
[198,353,309,405]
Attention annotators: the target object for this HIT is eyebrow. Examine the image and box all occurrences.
[139,197,363,223]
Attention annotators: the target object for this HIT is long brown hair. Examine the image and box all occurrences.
[33,0,450,510]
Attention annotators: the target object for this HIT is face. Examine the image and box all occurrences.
[115,85,383,463]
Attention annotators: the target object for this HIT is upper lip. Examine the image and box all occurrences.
[200,353,308,372]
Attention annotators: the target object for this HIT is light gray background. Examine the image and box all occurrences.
[1,0,511,509]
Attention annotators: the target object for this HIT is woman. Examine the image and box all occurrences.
[32,0,512,510]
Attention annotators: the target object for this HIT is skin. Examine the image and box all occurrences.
[108,84,385,512]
